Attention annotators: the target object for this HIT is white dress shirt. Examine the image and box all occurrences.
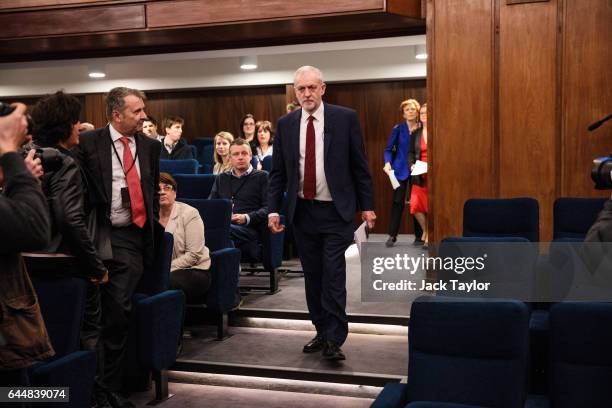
[109,124,142,227]
[298,103,332,201]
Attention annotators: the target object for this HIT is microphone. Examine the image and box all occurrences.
[588,114,612,131]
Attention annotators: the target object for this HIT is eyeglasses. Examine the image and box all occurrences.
[159,184,174,192]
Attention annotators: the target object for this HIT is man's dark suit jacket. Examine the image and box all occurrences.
[268,103,374,224]
[77,126,161,243]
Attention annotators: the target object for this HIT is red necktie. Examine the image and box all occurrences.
[303,116,316,200]
[119,137,147,228]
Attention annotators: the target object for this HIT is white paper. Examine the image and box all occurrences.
[387,169,401,190]
[411,160,428,176]
[354,221,369,256]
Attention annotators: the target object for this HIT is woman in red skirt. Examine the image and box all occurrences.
[409,103,428,248]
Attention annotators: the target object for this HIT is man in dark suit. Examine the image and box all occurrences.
[268,66,376,361]
[77,87,160,408]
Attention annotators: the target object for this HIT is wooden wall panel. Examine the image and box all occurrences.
[147,0,384,28]
[142,86,287,143]
[561,0,612,197]
[0,4,145,39]
[429,0,496,242]
[499,0,558,240]
[324,80,427,234]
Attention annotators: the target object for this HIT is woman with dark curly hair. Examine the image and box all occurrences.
[25,91,108,285]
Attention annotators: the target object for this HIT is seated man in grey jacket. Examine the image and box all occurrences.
[209,138,268,261]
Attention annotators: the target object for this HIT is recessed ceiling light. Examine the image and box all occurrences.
[415,44,427,60]
[239,56,258,70]
[88,72,106,78]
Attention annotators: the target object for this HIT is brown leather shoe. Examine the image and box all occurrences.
[303,335,325,353]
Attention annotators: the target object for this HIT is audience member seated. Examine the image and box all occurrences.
[239,113,257,150]
[286,101,301,113]
[143,115,162,142]
[158,172,211,303]
[254,120,274,170]
[209,138,268,261]
[213,131,234,174]
[24,91,109,285]
[160,116,193,160]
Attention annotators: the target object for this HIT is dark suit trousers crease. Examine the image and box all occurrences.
[97,224,146,392]
[388,178,422,240]
[292,199,354,346]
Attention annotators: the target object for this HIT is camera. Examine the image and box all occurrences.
[0,101,34,136]
[20,145,63,173]
[592,155,612,190]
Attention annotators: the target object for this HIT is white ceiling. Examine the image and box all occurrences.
[0,35,426,97]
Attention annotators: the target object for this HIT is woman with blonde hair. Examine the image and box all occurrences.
[383,98,422,247]
[409,103,428,248]
[213,131,234,174]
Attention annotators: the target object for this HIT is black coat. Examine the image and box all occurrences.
[159,138,194,160]
[209,169,269,226]
[37,146,107,280]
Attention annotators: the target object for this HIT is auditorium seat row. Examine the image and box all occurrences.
[372,296,612,408]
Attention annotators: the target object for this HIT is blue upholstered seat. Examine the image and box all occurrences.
[463,197,539,242]
[372,296,530,408]
[553,197,606,241]
[160,158,199,175]
[124,232,185,403]
[549,302,612,407]
[179,199,241,338]
[29,277,96,408]
[174,173,216,199]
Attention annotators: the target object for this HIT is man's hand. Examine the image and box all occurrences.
[24,149,44,179]
[268,215,285,234]
[0,103,28,155]
[91,269,109,285]
[362,211,377,230]
[231,213,247,225]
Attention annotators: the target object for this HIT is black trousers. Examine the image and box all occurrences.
[170,268,211,304]
[96,224,147,392]
[292,199,354,346]
[230,224,261,261]
[388,178,423,240]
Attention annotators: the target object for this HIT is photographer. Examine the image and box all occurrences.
[24,91,108,285]
[0,103,54,386]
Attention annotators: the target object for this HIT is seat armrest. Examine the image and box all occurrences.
[207,248,241,312]
[371,382,408,408]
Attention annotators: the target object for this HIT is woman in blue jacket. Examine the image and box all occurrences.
[383,99,421,247]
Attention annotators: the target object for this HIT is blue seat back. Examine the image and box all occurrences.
[197,144,215,174]
[550,302,612,407]
[192,137,213,156]
[31,277,88,357]
[160,159,199,175]
[136,232,173,296]
[261,155,273,172]
[180,198,232,251]
[463,197,539,242]
[174,173,216,199]
[408,296,529,407]
[553,197,607,240]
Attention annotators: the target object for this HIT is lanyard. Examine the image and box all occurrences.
[111,136,139,176]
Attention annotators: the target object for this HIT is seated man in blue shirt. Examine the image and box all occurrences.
[209,138,268,260]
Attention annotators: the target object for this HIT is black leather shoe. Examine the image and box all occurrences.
[322,341,346,361]
[413,239,425,246]
[105,391,135,408]
[385,236,397,248]
[303,335,325,353]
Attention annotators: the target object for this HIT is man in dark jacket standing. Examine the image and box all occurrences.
[0,103,53,386]
[77,87,160,408]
